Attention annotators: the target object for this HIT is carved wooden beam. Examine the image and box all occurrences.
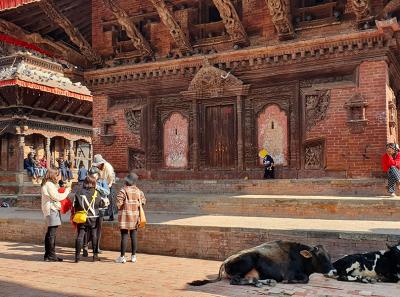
[211,0,249,46]
[148,0,192,53]
[39,0,102,64]
[377,0,400,19]
[349,0,371,21]
[102,0,153,57]
[265,0,295,40]
[0,18,86,66]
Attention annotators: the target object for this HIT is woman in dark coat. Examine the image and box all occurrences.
[73,174,104,262]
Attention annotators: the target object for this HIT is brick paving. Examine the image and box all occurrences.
[0,241,399,297]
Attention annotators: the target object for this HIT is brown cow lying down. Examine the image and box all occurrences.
[188,240,336,287]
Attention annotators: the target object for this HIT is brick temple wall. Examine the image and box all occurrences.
[90,1,397,179]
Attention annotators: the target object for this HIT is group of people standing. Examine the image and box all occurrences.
[40,154,146,264]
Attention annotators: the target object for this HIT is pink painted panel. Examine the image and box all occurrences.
[257,104,288,165]
[163,113,189,168]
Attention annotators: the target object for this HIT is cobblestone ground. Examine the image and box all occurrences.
[0,241,399,297]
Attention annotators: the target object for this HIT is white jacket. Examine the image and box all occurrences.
[41,181,70,217]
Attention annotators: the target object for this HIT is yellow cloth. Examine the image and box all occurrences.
[259,149,268,158]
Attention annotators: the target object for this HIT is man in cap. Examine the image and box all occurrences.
[382,143,400,197]
[92,154,116,221]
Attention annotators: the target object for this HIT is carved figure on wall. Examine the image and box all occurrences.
[350,0,371,20]
[211,0,249,45]
[265,0,294,39]
[257,104,288,166]
[304,90,330,131]
[125,109,141,134]
[103,0,153,57]
[163,112,189,168]
[128,148,145,169]
[304,141,324,170]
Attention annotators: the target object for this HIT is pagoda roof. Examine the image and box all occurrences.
[0,0,40,11]
[0,51,92,101]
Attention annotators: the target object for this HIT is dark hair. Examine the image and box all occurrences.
[125,172,138,186]
[79,161,84,168]
[83,174,97,189]
[58,180,64,188]
[41,168,58,187]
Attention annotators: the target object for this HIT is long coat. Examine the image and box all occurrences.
[116,185,146,230]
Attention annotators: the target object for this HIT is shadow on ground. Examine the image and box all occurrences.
[0,280,89,297]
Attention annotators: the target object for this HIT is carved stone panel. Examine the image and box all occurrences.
[128,148,145,169]
[257,104,288,165]
[125,109,141,134]
[303,90,330,131]
[163,112,189,168]
[304,140,324,170]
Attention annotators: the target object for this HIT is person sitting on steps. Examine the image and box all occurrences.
[382,143,400,197]
[263,151,275,179]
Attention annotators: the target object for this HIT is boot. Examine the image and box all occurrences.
[93,254,100,262]
[47,233,62,261]
[75,239,82,263]
[44,232,50,261]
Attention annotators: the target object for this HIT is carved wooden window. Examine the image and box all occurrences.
[344,93,368,133]
[292,0,342,28]
[304,139,325,170]
[128,148,145,170]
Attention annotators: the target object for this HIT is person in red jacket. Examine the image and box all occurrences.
[382,143,400,196]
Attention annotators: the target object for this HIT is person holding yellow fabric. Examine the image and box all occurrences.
[262,150,275,179]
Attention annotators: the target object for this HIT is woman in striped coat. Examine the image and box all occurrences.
[115,172,146,263]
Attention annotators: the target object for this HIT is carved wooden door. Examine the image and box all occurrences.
[205,104,235,168]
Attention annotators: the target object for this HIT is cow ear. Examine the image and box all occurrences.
[300,250,313,259]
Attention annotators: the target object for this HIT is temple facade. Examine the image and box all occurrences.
[1,0,400,179]
[85,0,400,179]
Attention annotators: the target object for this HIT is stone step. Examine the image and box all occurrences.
[145,194,400,221]
[0,208,398,261]
[135,178,387,196]
[7,192,400,221]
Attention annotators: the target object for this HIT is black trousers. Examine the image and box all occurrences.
[83,211,104,252]
[120,229,137,257]
[76,224,98,258]
[264,167,275,179]
[44,226,58,259]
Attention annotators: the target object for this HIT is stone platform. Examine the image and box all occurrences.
[0,178,388,199]
[1,208,399,261]
[2,241,399,297]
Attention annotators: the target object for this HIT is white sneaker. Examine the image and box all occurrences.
[131,255,137,263]
[391,192,397,197]
[115,256,126,263]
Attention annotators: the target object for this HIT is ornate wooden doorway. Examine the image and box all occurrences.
[205,104,235,168]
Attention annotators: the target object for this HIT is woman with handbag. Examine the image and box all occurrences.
[73,174,104,262]
[115,172,146,263]
[41,168,70,262]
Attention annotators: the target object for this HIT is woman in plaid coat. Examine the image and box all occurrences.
[115,172,146,263]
